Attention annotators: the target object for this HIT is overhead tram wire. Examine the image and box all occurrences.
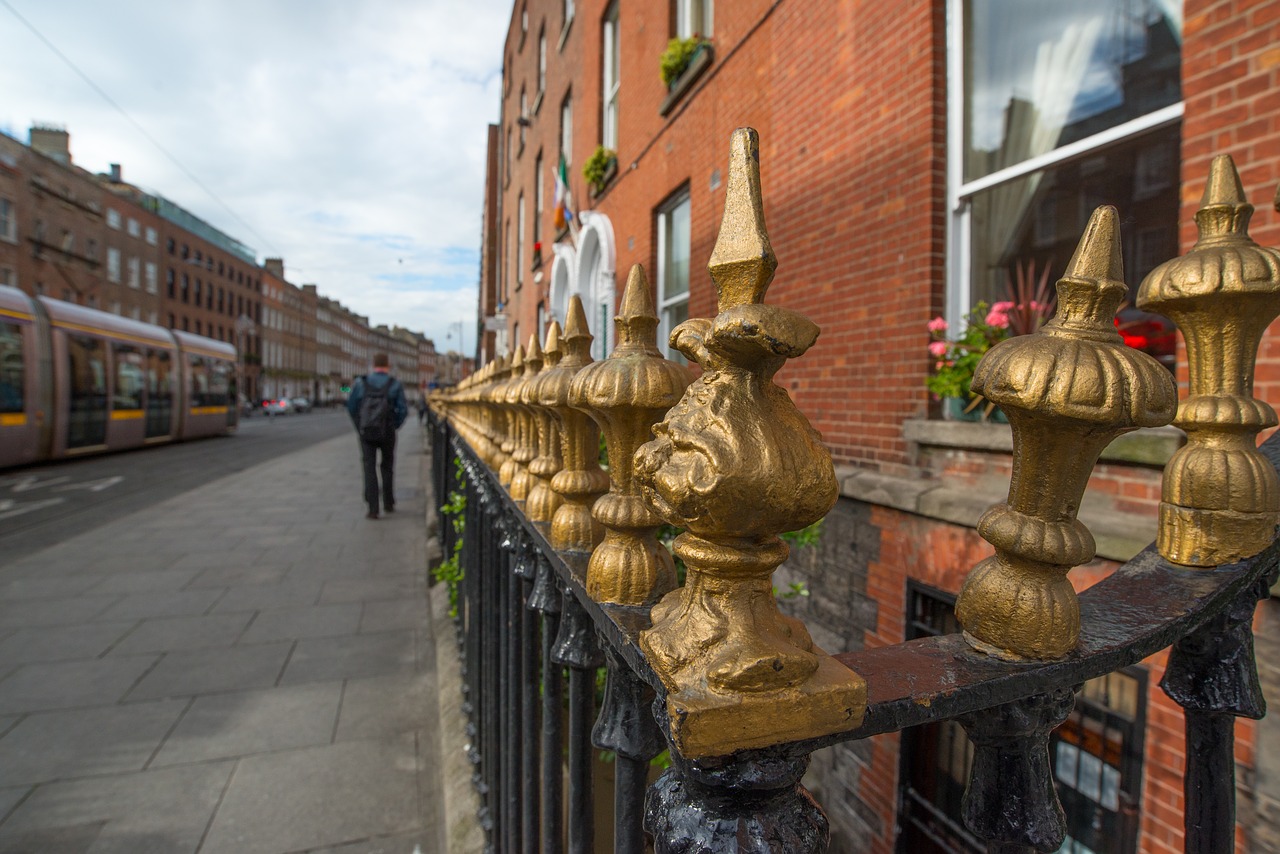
[1,0,282,259]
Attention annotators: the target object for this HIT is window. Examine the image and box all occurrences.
[182,273,190,303]
[506,127,513,183]
[674,0,712,37]
[564,0,575,28]
[656,189,691,363]
[521,3,528,37]
[113,344,144,412]
[106,208,121,230]
[0,321,23,414]
[145,226,158,246]
[107,248,121,283]
[127,257,140,289]
[126,217,140,238]
[560,93,573,167]
[534,153,544,247]
[66,335,107,448]
[538,30,547,95]
[167,268,176,298]
[948,0,1182,334]
[517,193,526,287]
[602,3,620,151]
[897,585,1146,854]
[0,267,14,287]
[145,262,158,294]
[0,198,14,242]
[520,86,528,149]
[85,238,97,260]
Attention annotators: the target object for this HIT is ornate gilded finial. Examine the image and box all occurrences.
[498,345,524,488]
[483,355,510,470]
[1138,155,1280,566]
[955,206,1178,660]
[526,322,566,524]
[570,265,692,606]
[538,297,609,551]
[508,334,543,503]
[634,129,865,757]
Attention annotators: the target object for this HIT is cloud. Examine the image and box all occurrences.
[0,0,508,355]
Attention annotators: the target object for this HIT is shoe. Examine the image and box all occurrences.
[385,504,396,513]
[366,511,379,520]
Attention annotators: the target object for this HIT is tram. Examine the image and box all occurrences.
[0,284,238,469]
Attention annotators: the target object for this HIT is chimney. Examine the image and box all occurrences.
[29,125,70,165]
[109,163,122,183]
[263,258,285,278]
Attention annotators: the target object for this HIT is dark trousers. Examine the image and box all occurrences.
[360,434,396,513]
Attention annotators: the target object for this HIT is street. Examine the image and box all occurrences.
[0,409,354,564]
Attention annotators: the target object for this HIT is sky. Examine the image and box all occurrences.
[0,0,514,356]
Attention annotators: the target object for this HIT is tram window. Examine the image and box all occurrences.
[209,360,230,406]
[112,344,145,411]
[0,321,23,413]
[66,335,107,448]
[146,349,173,439]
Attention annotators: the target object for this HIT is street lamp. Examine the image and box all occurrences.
[234,314,258,406]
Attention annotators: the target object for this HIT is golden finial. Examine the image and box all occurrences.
[538,296,609,551]
[955,206,1178,660]
[497,344,523,489]
[707,128,777,310]
[634,129,864,757]
[570,265,692,606]
[526,322,565,524]
[508,334,543,504]
[1138,154,1280,566]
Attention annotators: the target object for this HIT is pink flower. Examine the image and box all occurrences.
[985,308,1010,329]
[928,340,949,358]
[927,316,948,333]
[991,301,1016,313]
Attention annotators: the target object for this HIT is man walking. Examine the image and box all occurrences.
[346,353,409,519]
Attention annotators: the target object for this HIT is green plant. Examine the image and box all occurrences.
[780,519,823,549]
[432,461,467,617]
[582,145,617,194]
[924,301,1010,404]
[660,36,704,87]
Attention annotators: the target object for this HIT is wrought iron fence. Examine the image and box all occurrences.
[429,129,1280,853]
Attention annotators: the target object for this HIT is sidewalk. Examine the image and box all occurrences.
[0,422,449,854]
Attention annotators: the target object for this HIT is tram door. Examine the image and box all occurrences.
[65,334,107,449]
[145,348,173,439]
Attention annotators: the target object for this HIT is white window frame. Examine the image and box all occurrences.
[0,198,14,243]
[145,226,158,245]
[127,256,140,289]
[126,217,140,238]
[145,262,158,294]
[602,3,620,151]
[517,193,526,286]
[943,0,1184,331]
[675,0,712,38]
[107,247,121,283]
[539,31,547,95]
[561,94,573,167]
[534,154,544,245]
[656,189,692,363]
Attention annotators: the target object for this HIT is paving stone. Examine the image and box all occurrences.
[199,736,419,854]
[0,785,29,823]
[0,657,158,714]
[0,820,104,854]
[211,579,324,613]
[237,603,362,645]
[0,597,117,629]
[185,565,287,589]
[94,589,224,622]
[0,700,187,785]
[309,830,439,853]
[125,642,291,701]
[334,671,436,742]
[0,622,135,667]
[85,569,203,595]
[151,682,341,766]
[0,762,233,854]
[359,599,429,633]
[0,576,101,601]
[109,613,253,655]
[281,631,416,685]
[320,578,424,605]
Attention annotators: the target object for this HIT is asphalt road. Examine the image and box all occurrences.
[0,408,355,564]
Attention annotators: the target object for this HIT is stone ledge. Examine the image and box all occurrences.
[902,420,1184,467]
[836,465,1155,563]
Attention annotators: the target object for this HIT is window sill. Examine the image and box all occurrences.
[659,43,713,117]
[901,420,1184,468]
[558,15,573,51]
[588,158,618,200]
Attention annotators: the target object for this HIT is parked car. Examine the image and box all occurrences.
[1115,306,1177,373]
[262,398,294,415]
[290,397,312,414]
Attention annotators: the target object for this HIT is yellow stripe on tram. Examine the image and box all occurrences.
[0,413,27,427]
[189,406,228,416]
[110,409,145,421]
[0,308,33,322]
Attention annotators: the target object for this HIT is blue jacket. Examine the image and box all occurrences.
[346,371,409,432]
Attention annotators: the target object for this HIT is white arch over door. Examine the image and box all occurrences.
[573,210,617,360]
[548,242,578,328]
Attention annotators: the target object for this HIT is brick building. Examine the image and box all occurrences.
[482,1,1280,851]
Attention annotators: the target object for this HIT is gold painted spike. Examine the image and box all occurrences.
[707,128,777,311]
[956,206,1177,660]
[524,333,544,372]
[543,321,563,367]
[561,295,594,360]
[1138,154,1280,566]
[615,264,662,353]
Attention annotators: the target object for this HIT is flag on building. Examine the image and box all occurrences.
[553,154,574,231]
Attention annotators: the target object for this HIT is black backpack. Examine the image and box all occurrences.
[357,377,395,442]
